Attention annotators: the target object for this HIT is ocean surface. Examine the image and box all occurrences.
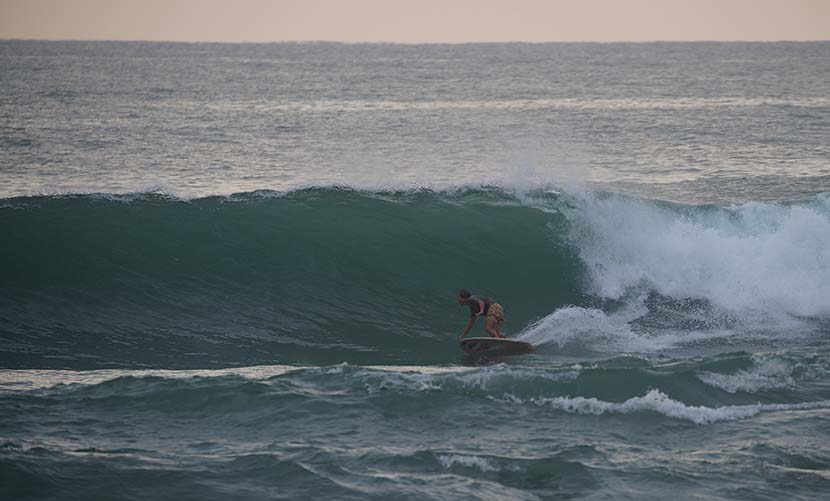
[2,40,830,500]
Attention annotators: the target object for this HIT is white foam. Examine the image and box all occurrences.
[0,364,470,391]
[449,364,580,390]
[564,191,830,317]
[357,364,580,394]
[197,96,830,115]
[0,365,304,390]
[509,389,830,424]
[360,370,444,394]
[18,182,200,202]
[0,364,581,394]
[517,304,644,350]
[437,454,501,472]
[698,356,796,393]
[515,300,739,353]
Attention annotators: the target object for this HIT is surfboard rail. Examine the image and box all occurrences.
[459,337,534,355]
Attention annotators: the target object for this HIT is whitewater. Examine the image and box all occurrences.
[2,41,830,500]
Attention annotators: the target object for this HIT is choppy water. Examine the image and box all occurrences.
[2,41,830,500]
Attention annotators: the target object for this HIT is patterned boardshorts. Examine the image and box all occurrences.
[486,303,505,331]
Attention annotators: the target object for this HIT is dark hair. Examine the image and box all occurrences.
[458,289,471,298]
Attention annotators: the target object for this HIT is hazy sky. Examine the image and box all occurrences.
[1,0,829,43]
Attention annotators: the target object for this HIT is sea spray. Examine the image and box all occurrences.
[562,190,830,316]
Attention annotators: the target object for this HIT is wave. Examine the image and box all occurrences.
[1,187,829,368]
[3,349,828,399]
[3,357,830,434]
[502,389,830,425]
[0,437,599,500]
[697,354,796,393]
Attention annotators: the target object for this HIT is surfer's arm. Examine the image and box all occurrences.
[459,317,476,339]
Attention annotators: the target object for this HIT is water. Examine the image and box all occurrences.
[1,41,829,500]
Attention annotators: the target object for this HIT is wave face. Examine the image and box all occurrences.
[2,187,829,369]
[1,188,583,368]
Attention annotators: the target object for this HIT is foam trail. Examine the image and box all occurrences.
[516,305,645,350]
[515,297,736,352]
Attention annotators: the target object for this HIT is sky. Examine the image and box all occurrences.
[1,0,829,43]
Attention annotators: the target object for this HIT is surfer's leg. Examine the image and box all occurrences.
[486,304,505,338]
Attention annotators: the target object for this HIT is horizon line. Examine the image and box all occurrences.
[3,38,830,45]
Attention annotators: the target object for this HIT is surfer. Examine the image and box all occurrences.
[457,289,506,340]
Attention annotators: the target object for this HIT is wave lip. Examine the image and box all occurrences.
[564,191,830,318]
[9,362,829,426]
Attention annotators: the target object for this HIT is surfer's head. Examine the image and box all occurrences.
[457,289,471,305]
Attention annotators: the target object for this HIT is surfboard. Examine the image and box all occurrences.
[459,337,534,356]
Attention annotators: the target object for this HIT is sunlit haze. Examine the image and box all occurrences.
[1,0,829,43]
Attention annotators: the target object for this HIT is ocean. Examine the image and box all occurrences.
[1,40,830,500]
